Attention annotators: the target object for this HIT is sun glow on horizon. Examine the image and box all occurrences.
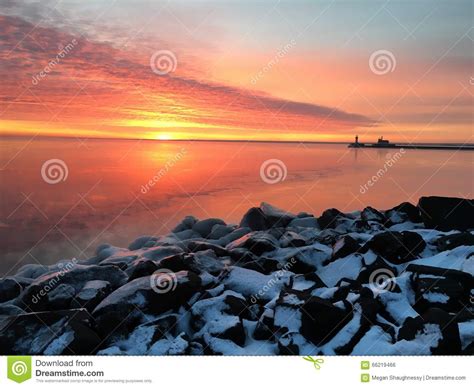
[155,133,173,140]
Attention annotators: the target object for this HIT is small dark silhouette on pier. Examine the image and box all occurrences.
[348,135,473,151]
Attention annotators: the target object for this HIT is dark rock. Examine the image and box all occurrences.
[93,271,201,336]
[71,280,112,311]
[0,278,22,303]
[288,217,319,228]
[191,291,247,347]
[0,309,100,355]
[364,231,426,264]
[418,196,474,231]
[315,229,341,246]
[436,232,474,252]
[239,203,295,231]
[239,207,267,231]
[142,246,184,261]
[241,256,280,275]
[280,231,307,248]
[215,318,246,346]
[128,236,157,251]
[216,227,251,246]
[300,296,353,346]
[361,206,387,223]
[188,241,228,256]
[385,202,422,223]
[172,215,198,233]
[192,218,226,238]
[209,224,235,239]
[0,304,25,315]
[260,202,295,228]
[318,208,346,229]
[278,333,300,355]
[407,264,473,314]
[47,284,76,310]
[335,294,380,355]
[20,264,128,311]
[253,309,275,340]
[157,253,193,272]
[140,313,179,340]
[99,255,137,269]
[223,293,250,320]
[191,250,227,275]
[331,235,362,261]
[226,232,278,255]
[229,248,259,263]
[127,259,159,281]
[398,308,462,355]
[332,278,363,302]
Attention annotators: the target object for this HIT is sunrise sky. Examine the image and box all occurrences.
[0,0,472,143]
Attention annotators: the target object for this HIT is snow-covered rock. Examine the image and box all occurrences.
[2,197,472,355]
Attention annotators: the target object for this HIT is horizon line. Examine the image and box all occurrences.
[1,133,473,146]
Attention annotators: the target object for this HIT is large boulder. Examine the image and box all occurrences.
[398,308,462,355]
[300,296,353,346]
[239,203,295,231]
[418,196,474,231]
[436,232,474,252]
[191,291,247,347]
[92,271,201,336]
[364,231,426,264]
[192,218,226,238]
[330,235,362,262]
[407,264,473,314]
[0,309,100,355]
[0,278,23,303]
[226,231,279,255]
[385,202,422,224]
[19,264,128,311]
[71,280,113,311]
[318,208,347,229]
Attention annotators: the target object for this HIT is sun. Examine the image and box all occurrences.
[155,133,173,140]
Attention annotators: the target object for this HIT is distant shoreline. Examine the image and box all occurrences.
[1,134,473,148]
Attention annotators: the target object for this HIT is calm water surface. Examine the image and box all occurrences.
[0,138,472,275]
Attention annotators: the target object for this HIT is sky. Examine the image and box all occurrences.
[0,0,472,143]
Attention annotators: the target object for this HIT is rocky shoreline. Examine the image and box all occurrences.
[1,196,473,355]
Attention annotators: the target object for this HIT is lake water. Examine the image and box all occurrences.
[0,137,472,275]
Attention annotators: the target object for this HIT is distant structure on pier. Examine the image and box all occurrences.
[348,135,473,151]
[348,135,365,148]
[376,136,390,147]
